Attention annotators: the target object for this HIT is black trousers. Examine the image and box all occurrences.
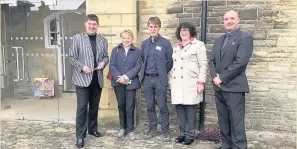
[176,104,197,139]
[215,90,247,149]
[75,72,102,139]
[114,86,136,133]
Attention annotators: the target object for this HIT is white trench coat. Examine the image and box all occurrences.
[170,38,208,105]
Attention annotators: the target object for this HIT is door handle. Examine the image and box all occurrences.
[13,47,19,81]
[12,47,25,81]
[0,46,6,88]
[19,47,24,80]
[0,47,6,76]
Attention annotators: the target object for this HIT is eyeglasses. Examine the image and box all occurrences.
[180,29,189,32]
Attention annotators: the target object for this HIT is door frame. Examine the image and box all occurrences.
[0,4,13,110]
[43,9,85,91]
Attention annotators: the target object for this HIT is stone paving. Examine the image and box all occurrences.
[0,120,218,149]
[0,119,296,149]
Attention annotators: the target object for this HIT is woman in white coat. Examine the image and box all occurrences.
[170,22,208,145]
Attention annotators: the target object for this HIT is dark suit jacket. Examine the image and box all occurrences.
[109,43,142,90]
[209,28,253,92]
[140,36,173,86]
[68,33,109,88]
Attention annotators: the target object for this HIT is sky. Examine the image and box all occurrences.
[0,0,85,10]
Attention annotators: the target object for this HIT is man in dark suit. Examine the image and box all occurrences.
[209,10,253,149]
[140,17,173,142]
[68,14,109,148]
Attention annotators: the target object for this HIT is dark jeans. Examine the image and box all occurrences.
[143,76,169,133]
[75,72,102,139]
[114,86,136,133]
[176,104,197,139]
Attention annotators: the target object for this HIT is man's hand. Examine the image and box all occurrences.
[82,66,92,73]
[213,74,222,86]
[116,76,126,84]
[97,62,105,69]
[197,83,205,93]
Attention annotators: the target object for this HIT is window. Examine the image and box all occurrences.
[44,10,84,49]
[49,18,58,46]
[44,17,59,48]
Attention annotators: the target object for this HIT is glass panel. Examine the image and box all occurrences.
[58,0,86,122]
[50,33,57,45]
[0,4,13,112]
[50,18,57,32]
[0,1,62,122]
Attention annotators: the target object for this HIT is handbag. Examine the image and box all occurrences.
[106,71,112,80]
[196,129,222,143]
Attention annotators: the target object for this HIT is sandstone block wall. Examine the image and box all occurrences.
[139,0,297,133]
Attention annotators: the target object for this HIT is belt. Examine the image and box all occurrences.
[145,73,159,77]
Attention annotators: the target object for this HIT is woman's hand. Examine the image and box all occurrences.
[197,82,205,93]
[116,76,131,85]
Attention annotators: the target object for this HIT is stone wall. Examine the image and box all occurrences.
[139,0,297,133]
[87,0,142,125]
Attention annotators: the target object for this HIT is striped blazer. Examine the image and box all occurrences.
[68,32,109,88]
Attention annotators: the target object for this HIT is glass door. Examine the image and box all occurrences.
[0,0,87,123]
[0,4,13,114]
[58,0,86,122]
[0,1,62,122]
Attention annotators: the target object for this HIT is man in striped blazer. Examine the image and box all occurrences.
[68,14,109,148]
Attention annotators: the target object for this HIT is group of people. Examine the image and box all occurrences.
[69,10,253,149]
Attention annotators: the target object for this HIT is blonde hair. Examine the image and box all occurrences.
[120,29,134,39]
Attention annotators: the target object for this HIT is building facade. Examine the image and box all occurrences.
[90,0,297,133]
[0,0,296,135]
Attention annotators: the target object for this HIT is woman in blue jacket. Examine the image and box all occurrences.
[109,29,142,140]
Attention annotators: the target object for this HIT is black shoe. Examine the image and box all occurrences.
[88,131,103,137]
[76,139,84,148]
[175,136,185,143]
[182,138,194,145]
[217,148,232,149]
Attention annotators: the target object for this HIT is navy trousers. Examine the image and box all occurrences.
[143,76,169,133]
[114,86,136,133]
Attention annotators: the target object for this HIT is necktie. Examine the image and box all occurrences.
[222,34,230,48]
